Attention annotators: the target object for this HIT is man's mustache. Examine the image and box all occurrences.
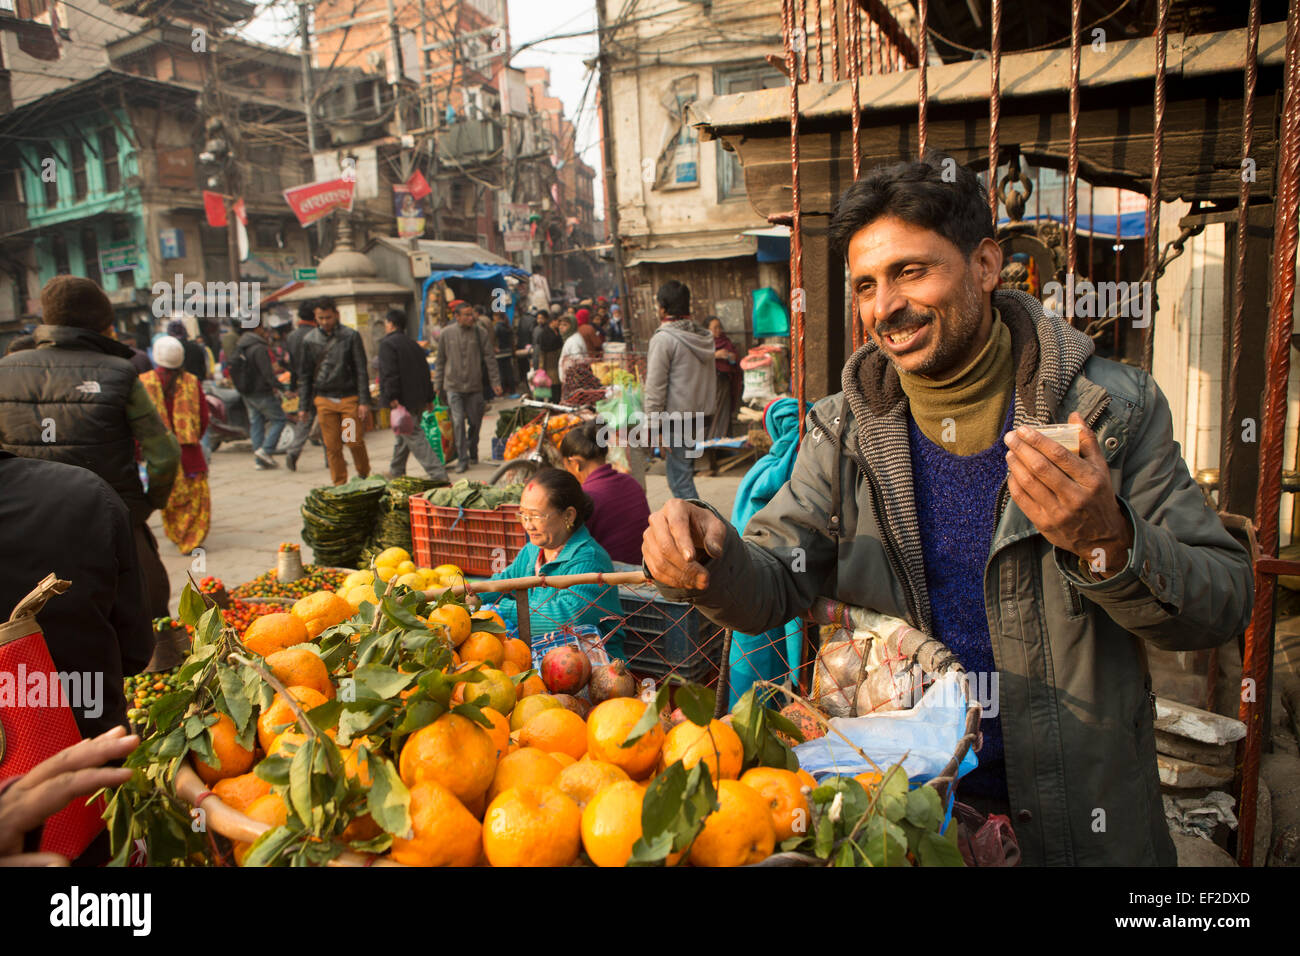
[874,309,934,338]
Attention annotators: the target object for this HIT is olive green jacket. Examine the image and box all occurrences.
[656,289,1253,866]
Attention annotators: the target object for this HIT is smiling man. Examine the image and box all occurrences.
[642,154,1253,866]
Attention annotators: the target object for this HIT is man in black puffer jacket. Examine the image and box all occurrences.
[0,277,180,618]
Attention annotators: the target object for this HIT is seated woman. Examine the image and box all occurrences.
[481,468,626,658]
[558,421,650,566]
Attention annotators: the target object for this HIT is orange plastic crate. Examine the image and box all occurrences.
[408,497,527,576]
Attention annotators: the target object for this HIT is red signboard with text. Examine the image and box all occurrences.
[282,178,356,227]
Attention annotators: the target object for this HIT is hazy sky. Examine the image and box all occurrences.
[245,1,602,215]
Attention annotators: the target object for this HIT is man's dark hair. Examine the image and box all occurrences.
[385,309,406,330]
[527,467,594,528]
[656,280,690,318]
[315,296,338,312]
[559,421,607,463]
[828,153,994,260]
[297,298,318,322]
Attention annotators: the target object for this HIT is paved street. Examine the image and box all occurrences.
[149,403,746,612]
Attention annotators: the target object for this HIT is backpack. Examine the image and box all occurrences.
[227,340,257,393]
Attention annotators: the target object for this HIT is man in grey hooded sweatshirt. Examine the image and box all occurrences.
[644,280,716,499]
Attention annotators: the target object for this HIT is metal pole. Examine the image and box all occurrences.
[1142,0,1169,372]
[386,0,406,138]
[848,0,861,181]
[785,0,806,439]
[815,0,824,82]
[1221,0,1261,511]
[1067,0,1081,282]
[988,0,1001,224]
[1238,0,1300,868]
[298,2,325,252]
[595,0,630,316]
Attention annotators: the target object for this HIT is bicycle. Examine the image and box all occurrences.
[489,398,593,486]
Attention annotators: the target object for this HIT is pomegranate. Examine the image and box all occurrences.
[541,645,591,695]
[553,693,592,719]
[588,659,638,704]
[660,706,687,733]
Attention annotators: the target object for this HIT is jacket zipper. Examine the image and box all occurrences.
[809,406,925,630]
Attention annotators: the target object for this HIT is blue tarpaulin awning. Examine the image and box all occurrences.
[419,264,530,339]
[998,211,1149,240]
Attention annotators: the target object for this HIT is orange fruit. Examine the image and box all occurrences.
[342,739,374,787]
[482,785,582,867]
[487,747,563,803]
[399,713,497,804]
[501,637,531,671]
[520,708,588,761]
[455,667,516,714]
[586,698,664,780]
[234,793,288,866]
[264,647,334,700]
[552,753,576,768]
[289,591,356,639]
[461,632,504,667]
[473,608,507,630]
[556,759,632,809]
[581,780,646,867]
[854,770,883,788]
[515,674,547,699]
[192,713,255,785]
[510,693,561,732]
[661,719,744,780]
[427,604,472,647]
[740,768,811,842]
[257,685,330,752]
[211,771,271,813]
[341,813,382,843]
[797,769,817,790]
[242,612,309,657]
[500,660,521,677]
[389,781,482,867]
[479,708,511,760]
[462,790,487,820]
[267,727,337,757]
[689,779,776,867]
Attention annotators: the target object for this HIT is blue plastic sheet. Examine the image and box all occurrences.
[793,672,979,785]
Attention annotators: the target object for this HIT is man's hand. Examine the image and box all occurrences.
[358,405,372,428]
[1004,412,1133,578]
[298,410,309,424]
[643,499,728,591]
[0,726,138,861]
[493,385,503,397]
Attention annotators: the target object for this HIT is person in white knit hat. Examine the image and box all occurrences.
[139,335,211,553]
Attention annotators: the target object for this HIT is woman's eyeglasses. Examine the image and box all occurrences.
[518,509,555,526]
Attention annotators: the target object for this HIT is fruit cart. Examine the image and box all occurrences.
[136,566,978,868]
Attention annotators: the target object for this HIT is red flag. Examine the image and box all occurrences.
[283,178,355,226]
[405,170,432,200]
[203,190,227,228]
[232,198,248,225]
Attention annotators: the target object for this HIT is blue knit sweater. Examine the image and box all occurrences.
[908,403,1015,800]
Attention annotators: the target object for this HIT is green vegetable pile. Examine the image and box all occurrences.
[420,479,525,510]
[359,476,449,567]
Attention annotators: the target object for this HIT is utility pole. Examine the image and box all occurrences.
[594,0,628,318]
[298,2,325,253]
[199,18,243,293]
[386,0,406,137]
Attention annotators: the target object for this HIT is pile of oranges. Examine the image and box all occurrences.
[187,586,815,867]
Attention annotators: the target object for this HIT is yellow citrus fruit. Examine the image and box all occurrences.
[510,693,561,732]
[191,713,255,785]
[587,698,664,780]
[520,708,588,761]
[389,780,482,867]
[376,546,410,568]
[342,569,374,590]
[432,563,463,580]
[661,719,744,780]
[257,685,330,752]
[740,767,811,842]
[395,572,425,590]
[689,779,777,867]
[264,647,334,700]
[555,759,631,809]
[399,713,497,804]
[242,612,309,658]
[376,566,398,583]
[457,667,516,715]
[211,771,271,813]
[427,604,472,647]
[290,591,356,639]
[487,747,563,803]
[396,560,416,575]
[234,793,288,866]
[342,585,379,609]
[461,632,504,667]
[581,780,646,867]
[482,785,582,867]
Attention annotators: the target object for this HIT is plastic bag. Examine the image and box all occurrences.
[793,672,978,784]
[420,402,455,464]
[810,610,927,718]
[391,404,414,435]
